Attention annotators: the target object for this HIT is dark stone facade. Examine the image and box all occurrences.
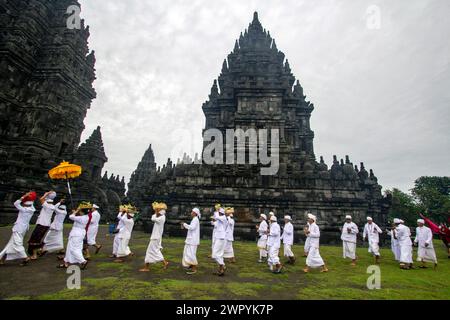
[0,0,124,223]
[128,13,390,243]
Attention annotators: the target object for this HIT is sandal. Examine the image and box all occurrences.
[80,261,89,270]
[95,245,102,254]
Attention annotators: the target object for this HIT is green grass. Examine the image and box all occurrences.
[1,228,449,300]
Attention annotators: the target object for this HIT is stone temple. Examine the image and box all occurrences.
[128,12,390,243]
[0,0,125,223]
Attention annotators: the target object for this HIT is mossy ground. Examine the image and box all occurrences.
[0,226,449,300]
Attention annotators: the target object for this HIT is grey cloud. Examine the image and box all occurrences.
[79,0,450,192]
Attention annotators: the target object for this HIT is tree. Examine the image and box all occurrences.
[412,176,450,223]
[385,188,422,225]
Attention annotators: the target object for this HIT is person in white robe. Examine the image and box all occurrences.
[111,206,127,258]
[386,222,400,261]
[114,208,135,263]
[256,214,268,262]
[304,213,328,273]
[395,219,413,269]
[28,191,56,259]
[414,219,437,268]
[281,215,295,264]
[267,215,282,273]
[140,202,169,271]
[209,204,221,258]
[84,204,102,258]
[363,217,382,264]
[303,220,311,257]
[59,203,91,269]
[181,208,201,274]
[212,207,228,276]
[0,192,36,266]
[224,208,236,263]
[341,215,359,265]
[42,200,67,255]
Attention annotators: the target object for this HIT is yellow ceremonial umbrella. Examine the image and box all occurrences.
[48,161,82,208]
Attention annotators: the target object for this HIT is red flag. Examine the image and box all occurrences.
[419,213,441,234]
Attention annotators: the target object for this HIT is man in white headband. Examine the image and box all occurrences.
[414,219,437,268]
[303,213,313,257]
[395,218,413,269]
[281,215,295,264]
[0,192,36,266]
[256,213,269,262]
[84,204,102,259]
[304,213,328,273]
[341,215,359,266]
[140,204,169,271]
[267,215,282,273]
[27,191,57,260]
[209,204,221,258]
[41,199,68,257]
[363,217,383,264]
[386,220,400,261]
[224,208,236,263]
[211,207,228,276]
[181,208,201,274]
[114,208,136,263]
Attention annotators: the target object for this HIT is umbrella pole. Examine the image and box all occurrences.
[66,178,74,210]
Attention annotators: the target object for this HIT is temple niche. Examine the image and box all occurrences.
[128,12,390,243]
[0,0,125,222]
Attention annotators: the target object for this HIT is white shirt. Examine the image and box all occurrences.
[36,201,55,227]
[258,220,268,240]
[396,224,412,246]
[267,222,281,249]
[281,222,294,245]
[50,203,67,231]
[414,226,433,248]
[363,222,382,243]
[116,212,126,230]
[307,222,321,248]
[183,216,200,246]
[225,217,235,242]
[150,214,166,240]
[68,214,89,238]
[118,215,134,240]
[90,210,101,227]
[341,222,359,243]
[213,212,228,240]
[12,199,35,234]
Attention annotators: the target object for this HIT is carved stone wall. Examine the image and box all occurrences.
[128,13,390,243]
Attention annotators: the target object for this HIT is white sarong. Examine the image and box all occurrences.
[182,244,198,267]
[399,244,413,264]
[343,241,356,259]
[304,237,311,254]
[212,238,226,265]
[306,246,324,268]
[257,237,267,258]
[64,235,86,264]
[145,239,164,263]
[368,240,380,256]
[116,237,131,258]
[113,234,120,255]
[87,225,99,246]
[224,240,234,258]
[267,245,280,269]
[43,229,64,253]
[417,246,437,264]
[283,244,294,257]
[0,231,27,261]
[392,244,400,261]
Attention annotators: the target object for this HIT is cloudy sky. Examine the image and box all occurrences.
[79,0,450,193]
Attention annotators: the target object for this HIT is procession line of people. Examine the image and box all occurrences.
[0,195,443,275]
